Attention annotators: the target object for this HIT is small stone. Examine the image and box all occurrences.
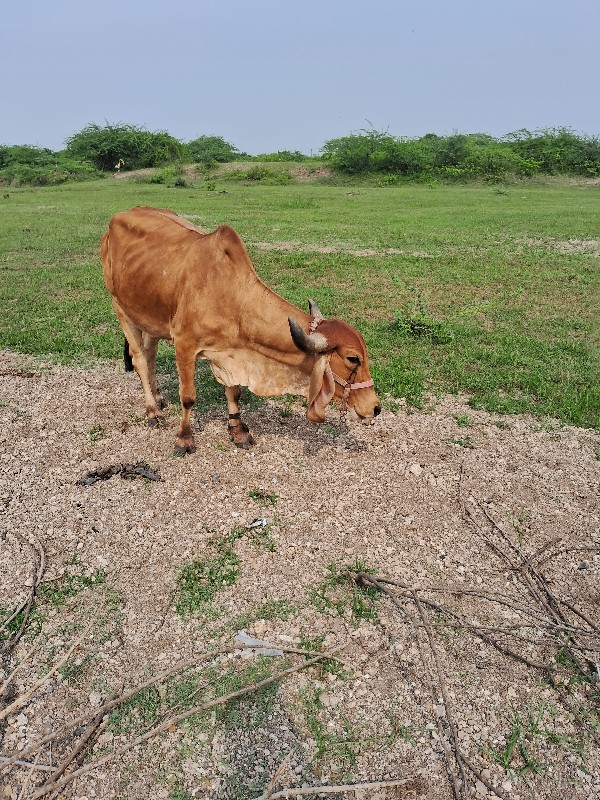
[408,463,423,477]
[88,692,103,707]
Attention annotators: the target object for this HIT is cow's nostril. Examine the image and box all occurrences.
[373,405,382,417]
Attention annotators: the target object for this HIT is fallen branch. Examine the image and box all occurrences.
[1,642,342,772]
[261,776,423,799]
[30,646,345,799]
[0,612,97,722]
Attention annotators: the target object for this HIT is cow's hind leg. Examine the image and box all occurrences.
[113,301,165,428]
[142,333,167,411]
[173,342,197,455]
[225,385,254,449]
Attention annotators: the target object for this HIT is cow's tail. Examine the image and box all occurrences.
[123,338,134,372]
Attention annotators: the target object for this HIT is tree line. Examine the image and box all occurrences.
[1,122,599,186]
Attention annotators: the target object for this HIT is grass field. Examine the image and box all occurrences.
[0,177,598,427]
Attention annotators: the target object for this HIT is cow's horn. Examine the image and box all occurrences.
[308,299,325,323]
[288,317,329,354]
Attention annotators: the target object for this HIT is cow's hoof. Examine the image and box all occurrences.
[148,415,166,428]
[234,434,255,449]
[174,444,196,456]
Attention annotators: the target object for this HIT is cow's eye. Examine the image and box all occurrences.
[347,356,361,365]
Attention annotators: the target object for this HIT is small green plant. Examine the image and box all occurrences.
[453,414,472,427]
[204,181,216,191]
[87,424,105,443]
[175,547,240,616]
[309,559,379,623]
[300,684,373,768]
[248,487,278,506]
[384,712,420,746]
[175,525,277,616]
[40,556,105,609]
[109,686,161,734]
[392,298,454,344]
[446,435,475,449]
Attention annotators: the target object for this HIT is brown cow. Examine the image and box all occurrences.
[101,206,381,454]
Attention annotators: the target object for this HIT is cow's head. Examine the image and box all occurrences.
[288,300,381,423]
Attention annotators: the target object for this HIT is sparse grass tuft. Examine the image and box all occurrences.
[309,559,379,623]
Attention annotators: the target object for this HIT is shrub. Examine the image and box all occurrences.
[0,145,104,185]
[186,135,241,167]
[65,122,185,171]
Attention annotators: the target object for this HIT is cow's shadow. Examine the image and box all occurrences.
[157,352,367,456]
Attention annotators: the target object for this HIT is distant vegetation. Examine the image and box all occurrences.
[1,123,599,186]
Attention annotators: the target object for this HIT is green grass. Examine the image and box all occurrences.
[1,178,598,426]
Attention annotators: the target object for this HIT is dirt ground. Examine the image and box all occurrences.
[0,349,598,800]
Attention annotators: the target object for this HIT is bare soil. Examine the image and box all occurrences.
[0,349,598,800]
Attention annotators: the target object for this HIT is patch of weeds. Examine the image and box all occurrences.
[530,418,563,433]
[481,702,585,784]
[205,657,278,729]
[231,599,297,631]
[323,423,342,437]
[58,652,95,685]
[297,634,349,680]
[384,712,420,746]
[175,526,276,617]
[453,413,473,427]
[309,559,379,624]
[39,555,105,609]
[495,419,511,430]
[300,683,373,770]
[248,487,278,506]
[175,547,240,617]
[109,685,161,735]
[278,394,296,417]
[216,441,228,452]
[87,424,105,443]
[446,435,475,449]
[392,298,454,345]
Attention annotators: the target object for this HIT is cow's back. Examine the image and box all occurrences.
[101,207,256,338]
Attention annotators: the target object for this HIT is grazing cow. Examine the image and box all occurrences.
[101,206,381,454]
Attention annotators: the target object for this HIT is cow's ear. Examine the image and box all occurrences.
[306,355,335,423]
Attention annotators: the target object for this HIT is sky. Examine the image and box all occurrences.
[3,0,600,155]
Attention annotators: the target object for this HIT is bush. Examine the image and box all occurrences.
[322,127,600,180]
[186,135,241,167]
[221,166,291,184]
[0,145,104,185]
[65,123,185,171]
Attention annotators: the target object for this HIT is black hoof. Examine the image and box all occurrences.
[234,436,255,450]
[148,415,166,428]
[174,444,196,456]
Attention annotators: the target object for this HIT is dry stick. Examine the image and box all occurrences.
[262,776,423,799]
[0,613,97,723]
[0,638,44,698]
[0,533,44,642]
[0,642,342,772]
[359,574,512,800]
[30,647,345,800]
[261,752,292,800]
[38,686,122,794]
[356,574,465,799]
[16,750,42,800]
[411,590,512,800]
[0,757,54,773]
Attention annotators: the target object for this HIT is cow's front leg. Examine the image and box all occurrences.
[174,346,197,455]
[225,385,254,449]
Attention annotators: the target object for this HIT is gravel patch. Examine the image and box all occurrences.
[0,349,598,800]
